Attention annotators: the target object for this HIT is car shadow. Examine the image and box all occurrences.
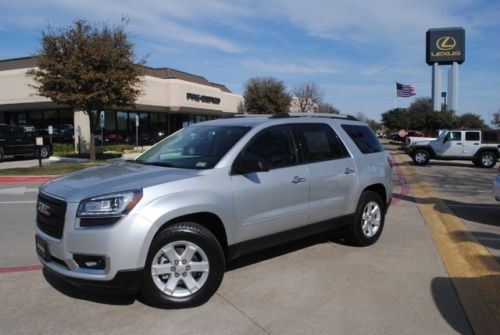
[42,230,351,307]
[392,193,500,227]
[226,230,348,271]
[42,268,137,306]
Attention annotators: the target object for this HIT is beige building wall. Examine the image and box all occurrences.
[0,69,49,105]
[0,67,243,151]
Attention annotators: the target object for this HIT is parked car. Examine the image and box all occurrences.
[35,113,393,308]
[0,124,52,161]
[406,129,500,168]
[494,169,500,201]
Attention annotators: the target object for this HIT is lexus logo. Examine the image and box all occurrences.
[436,36,456,51]
[38,201,51,216]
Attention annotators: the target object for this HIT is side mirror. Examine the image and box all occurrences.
[233,155,270,174]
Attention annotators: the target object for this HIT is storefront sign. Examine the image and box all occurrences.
[426,27,465,65]
[186,93,221,105]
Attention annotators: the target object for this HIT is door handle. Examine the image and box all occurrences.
[344,168,355,175]
[292,176,305,184]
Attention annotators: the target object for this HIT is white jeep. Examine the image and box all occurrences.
[407,129,500,168]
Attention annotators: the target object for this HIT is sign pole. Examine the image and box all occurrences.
[432,63,441,111]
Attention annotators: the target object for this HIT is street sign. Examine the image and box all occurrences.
[48,125,53,135]
[36,137,44,146]
[135,114,139,127]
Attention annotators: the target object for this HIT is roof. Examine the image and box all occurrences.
[0,56,232,93]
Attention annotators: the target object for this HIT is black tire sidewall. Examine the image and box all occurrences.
[141,222,225,308]
[479,152,496,168]
[349,191,386,246]
[413,149,429,166]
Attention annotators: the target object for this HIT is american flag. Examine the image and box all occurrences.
[396,82,416,97]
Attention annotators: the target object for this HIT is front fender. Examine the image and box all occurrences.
[136,191,234,268]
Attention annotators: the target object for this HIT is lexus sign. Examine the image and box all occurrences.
[426,27,465,65]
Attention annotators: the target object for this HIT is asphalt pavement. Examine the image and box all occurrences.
[0,165,474,334]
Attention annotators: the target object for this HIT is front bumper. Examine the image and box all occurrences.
[35,204,153,284]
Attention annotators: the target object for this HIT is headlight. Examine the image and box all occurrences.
[77,189,143,217]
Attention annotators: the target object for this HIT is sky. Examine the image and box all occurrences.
[1,0,499,123]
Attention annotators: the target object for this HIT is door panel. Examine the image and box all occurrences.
[231,125,309,242]
[440,131,463,157]
[232,166,309,242]
[307,157,356,223]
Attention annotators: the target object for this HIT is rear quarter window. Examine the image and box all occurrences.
[341,124,383,154]
[482,130,499,144]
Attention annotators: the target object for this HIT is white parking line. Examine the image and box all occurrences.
[0,201,37,204]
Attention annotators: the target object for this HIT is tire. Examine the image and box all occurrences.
[39,146,50,159]
[412,149,430,166]
[477,151,497,168]
[472,158,482,167]
[346,191,386,247]
[141,222,225,308]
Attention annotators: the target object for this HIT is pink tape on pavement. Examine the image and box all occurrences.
[0,176,58,183]
[0,264,43,274]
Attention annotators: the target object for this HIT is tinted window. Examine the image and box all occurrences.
[341,125,383,154]
[445,131,462,141]
[465,132,480,141]
[296,124,350,162]
[482,131,498,143]
[243,126,297,169]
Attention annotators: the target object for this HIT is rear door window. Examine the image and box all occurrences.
[341,124,383,154]
[465,132,480,141]
[295,123,350,162]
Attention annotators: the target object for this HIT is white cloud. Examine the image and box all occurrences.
[242,58,343,75]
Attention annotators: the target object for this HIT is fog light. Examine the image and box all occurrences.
[74,254,106,270]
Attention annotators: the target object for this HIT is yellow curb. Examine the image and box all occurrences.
[394,154,500,333]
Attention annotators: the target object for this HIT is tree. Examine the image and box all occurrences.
[457,113,488,129]
[317,102,340,114]
[492,110,500,127]
[28,19,144,161]
[381,108,410,130]
[243,77,291,114]
[292,82,323,113]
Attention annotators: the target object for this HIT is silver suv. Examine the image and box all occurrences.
[35,113,393,308]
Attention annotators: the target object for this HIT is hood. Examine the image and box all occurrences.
[39,162,199,203]
[408,138,436,146]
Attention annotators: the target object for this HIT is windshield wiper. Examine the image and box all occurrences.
[133,160,177,168]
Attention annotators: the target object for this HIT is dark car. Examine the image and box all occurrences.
[0,124,52,161]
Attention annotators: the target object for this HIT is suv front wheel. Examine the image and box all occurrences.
[141,222,225,308]
[347,191,386,246]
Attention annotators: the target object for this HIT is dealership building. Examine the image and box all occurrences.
[0,56,243,149]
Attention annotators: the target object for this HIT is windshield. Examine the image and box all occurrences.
[135,125,250,169]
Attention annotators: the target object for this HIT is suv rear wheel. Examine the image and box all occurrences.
[347,191,386,246]
[478,151,497,168]
[412,149,430,166]
[141,222,225,308]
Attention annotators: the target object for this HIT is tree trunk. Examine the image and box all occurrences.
[89,130,96,162]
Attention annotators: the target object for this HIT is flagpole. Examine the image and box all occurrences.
[394,81,397,109]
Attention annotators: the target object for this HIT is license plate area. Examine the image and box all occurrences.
[35,235,52,262]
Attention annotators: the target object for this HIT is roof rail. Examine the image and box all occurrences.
[269,112,358,121]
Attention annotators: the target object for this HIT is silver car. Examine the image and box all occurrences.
[35,113,393,308]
